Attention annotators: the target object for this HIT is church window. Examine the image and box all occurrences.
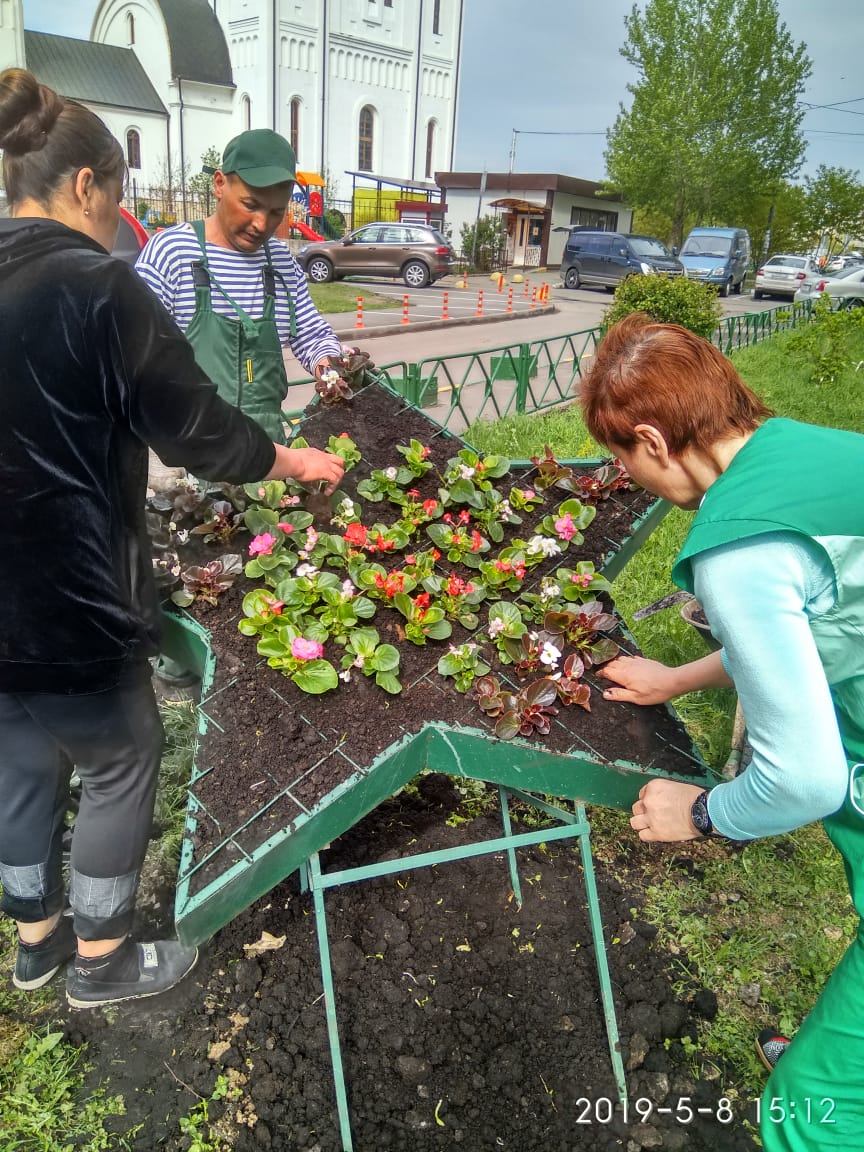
[425,120,436,179]
[432,0,441,34]
[126,12,135,45]
[290,98,301,156]
[358,106,374,172]
[126,129,141,170]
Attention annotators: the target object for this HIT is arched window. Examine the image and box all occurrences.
[425,119,437,179]
[126,129,141,170]
[358,106,374,172]
[290,97,301,156]
[241,94,251,131]
[126,12,135,45]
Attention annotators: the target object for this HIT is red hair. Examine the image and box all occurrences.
[579,313,773,454]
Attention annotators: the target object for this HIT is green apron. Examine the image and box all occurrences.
[185,220,297,444]
[672,418,864,1152]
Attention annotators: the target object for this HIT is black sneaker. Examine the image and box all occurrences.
[13,917,77,991]
[756,1029,791,1071]
[66,937,198,1008]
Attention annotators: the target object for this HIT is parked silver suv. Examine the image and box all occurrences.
[297,222,455,288]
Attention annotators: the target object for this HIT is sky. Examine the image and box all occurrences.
[22,0,864,181]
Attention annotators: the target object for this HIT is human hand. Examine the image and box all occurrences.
[267,445,344,493]
[630,779,706,842]
[597,655,681,706]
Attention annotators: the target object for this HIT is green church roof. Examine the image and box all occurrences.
[25,32,167,115]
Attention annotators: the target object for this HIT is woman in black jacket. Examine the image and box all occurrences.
[0,68,344,1007]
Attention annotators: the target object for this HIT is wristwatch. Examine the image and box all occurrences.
[690,789,717,837]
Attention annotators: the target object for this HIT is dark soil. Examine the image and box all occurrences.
[59,785,759,1152]
[180,382,701,895]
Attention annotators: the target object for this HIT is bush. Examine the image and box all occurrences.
[603,273,722,339]
[785,292,864,386]
[460,215,507,273]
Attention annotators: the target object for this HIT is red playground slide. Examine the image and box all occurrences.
[291,220,326,242]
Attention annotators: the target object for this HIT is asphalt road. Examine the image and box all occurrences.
[292,271,786,376]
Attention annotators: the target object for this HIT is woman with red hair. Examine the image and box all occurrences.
[581,313,864,1152]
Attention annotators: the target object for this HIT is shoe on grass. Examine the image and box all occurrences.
[756,1029,791,1071]
[13,916,76,991]
[66,937,198,1008]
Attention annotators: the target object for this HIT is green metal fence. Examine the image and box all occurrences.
[286,302,814,436]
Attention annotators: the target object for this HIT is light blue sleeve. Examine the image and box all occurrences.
[692,533,848,840]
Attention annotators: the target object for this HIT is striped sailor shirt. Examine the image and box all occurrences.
[134,223,342,376]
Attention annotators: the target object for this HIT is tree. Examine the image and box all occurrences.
[605,0,811,247]
[799,165,864,259]
[188,146,222,217]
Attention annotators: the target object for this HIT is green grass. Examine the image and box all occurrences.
[307,282,400,314]
[465,404,599,461]
[734,326,864,433]
[0,1027,137,1150]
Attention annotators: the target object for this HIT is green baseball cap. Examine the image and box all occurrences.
[220,129,296,187]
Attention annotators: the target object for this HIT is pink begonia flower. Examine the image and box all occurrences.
[571,572,593,588]
[291,637,324,661]
[248,532,277,556]
[275,522,294,534]
[554,513,577,541]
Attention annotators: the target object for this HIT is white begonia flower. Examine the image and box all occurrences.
[296,563,318,578]
[540,538,562,558]
[384,466,398,481]
[526,535,545,556]
[459,464,476,479]
[541,581,561,601]
[339,498,355,516]
[176,529,190,544]
[341,579,355,598]
[498,500,512,519]
[168,521,177,532]
[487,618,505,638]
[539,641,562,666]
[338,669,352,683]
[353,654,366,668]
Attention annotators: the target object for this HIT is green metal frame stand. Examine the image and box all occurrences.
[301,785,627,1152]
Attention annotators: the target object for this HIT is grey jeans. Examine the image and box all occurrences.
[0,664,163,940]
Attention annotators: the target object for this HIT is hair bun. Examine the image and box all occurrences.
[0,68,64,156]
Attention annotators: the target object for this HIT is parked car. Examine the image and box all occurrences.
[753,254,821,301]
[794,264,864,308]
[560,231,684,291]
[296,222,455,288]
[824,252,864,273]
[678,226,750,296]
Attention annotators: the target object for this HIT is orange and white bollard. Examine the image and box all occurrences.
[543,282,550,302]
[523,278,531,299]
[506,287,513,313]
[441,291,450,320]
[476,289,484,316]
[401,294,410,325]
[497,273,505,293]
[529,287,537,311]
[355,296,365,329]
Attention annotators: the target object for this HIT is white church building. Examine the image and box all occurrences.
[0,0,464,216]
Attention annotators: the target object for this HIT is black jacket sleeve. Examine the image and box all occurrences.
[95,261,276,483]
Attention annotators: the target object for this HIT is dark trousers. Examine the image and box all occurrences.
[0,666,163,940]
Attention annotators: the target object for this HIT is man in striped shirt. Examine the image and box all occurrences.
[135,129,341,443]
